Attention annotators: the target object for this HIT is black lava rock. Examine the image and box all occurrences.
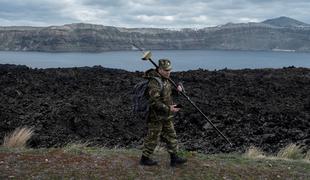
[0,64,309,154]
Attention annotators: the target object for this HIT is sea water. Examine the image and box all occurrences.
[1,50,310,72]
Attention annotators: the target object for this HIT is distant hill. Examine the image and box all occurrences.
[0,17,310,52]
[262,16,310,27]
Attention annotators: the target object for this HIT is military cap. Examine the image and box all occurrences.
[158,59,172,71]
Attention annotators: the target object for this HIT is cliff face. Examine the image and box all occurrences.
[0,17,310,52]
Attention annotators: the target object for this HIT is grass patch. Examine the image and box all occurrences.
[244,146,265,159]
[63,141,91,154]
[62,142,140,157]
[305,150,310,161]
[243,144,309,163]
[2,126,34,148]
[277,144,304,160]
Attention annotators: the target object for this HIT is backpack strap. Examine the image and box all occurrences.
[152,77,164,94]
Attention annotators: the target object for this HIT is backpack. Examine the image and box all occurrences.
[132,77,163,117]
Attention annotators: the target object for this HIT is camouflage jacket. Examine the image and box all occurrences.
[143,69,174,115]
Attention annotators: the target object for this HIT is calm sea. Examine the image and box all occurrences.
[1,50,310,71]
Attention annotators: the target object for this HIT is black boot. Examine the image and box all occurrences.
[170,153,187,167]
[140,155,158,166]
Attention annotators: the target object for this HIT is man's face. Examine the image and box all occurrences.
[158,68,171,78]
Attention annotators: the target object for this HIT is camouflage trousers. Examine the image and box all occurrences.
[142,111,178,157]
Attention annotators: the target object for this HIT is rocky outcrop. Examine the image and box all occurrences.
[0,64,309,154]
[0,17,310,52]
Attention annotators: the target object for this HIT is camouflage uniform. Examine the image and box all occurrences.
[142,60,178,158]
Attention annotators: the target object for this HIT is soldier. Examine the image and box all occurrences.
[140,59,187,167]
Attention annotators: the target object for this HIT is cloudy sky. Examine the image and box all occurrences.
[1,0,310,28]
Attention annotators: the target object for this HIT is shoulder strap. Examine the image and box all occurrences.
[152,77,164,93]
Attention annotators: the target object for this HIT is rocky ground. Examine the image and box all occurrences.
[0,64,309,153]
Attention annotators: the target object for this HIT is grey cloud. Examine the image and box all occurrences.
[0,0,310,28]
[0,1,75,26]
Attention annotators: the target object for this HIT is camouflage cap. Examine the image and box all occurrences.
[158,59,172,71]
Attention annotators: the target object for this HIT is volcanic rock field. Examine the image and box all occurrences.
[0,64,309,154]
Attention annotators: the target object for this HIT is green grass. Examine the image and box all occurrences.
[0,146,309,179]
